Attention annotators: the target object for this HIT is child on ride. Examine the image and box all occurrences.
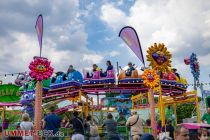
[87,64,102,78]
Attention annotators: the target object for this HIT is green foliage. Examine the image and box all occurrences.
[176,96,202,123]
[4,111,22,123]
[176,103,195,123]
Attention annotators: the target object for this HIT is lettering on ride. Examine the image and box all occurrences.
[0,84,21,102]
[0,89,20,96]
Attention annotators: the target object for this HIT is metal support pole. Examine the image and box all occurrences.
[85,95,88,118]
[195,90,201,123]
[149,89,157,137]
[173,104,177,126]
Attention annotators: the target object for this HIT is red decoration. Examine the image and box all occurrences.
[184,58,190,65]
[29,56,53,81]
[168,72,176,80]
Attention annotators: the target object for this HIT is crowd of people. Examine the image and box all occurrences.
[4,106,210,140]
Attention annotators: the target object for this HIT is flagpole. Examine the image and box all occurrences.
[40,47,41,57]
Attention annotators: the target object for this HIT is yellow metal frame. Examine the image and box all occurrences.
[160,90,200,126]
[66,90,94,119]
[131,88,200,126]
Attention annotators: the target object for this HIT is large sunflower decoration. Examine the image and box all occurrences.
[142,69,160,89]
[147,43,172,71]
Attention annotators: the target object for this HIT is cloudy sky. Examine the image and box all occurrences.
[0,0,210,91]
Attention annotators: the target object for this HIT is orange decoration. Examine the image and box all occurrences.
[142,69,159,89]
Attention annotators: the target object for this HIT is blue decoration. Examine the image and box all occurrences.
[50,71,83,89]
[67,71,83,83]
[103,96,132,116]
[190,53,200,82]
[20,90,35,120]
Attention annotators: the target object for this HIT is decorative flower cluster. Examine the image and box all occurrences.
[142,69,160,89]
[29,57,53,81]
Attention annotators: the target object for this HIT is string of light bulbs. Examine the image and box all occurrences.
[0,71,29,78]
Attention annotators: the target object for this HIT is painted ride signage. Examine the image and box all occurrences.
[0,84,21,102]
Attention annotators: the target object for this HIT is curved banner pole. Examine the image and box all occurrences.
[119,26,145,67]
[35,14,43,57]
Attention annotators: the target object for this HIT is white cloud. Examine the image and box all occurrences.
[100,4,127,30]
[0,0,108,84]
[199,53,210,66]
[100,0,210,83]
[117,0,124,6]
[100,0,210,53]
[109,51,120,57]
[82,54,104,64]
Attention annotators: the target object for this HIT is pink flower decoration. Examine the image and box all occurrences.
[29,56,54,81]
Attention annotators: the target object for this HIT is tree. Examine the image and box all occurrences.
[176,103,196,123]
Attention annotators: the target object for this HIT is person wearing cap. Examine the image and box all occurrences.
[67,65,76,75]
[125,62,135,76]
[126,110,143,140]
[117,112,126,126]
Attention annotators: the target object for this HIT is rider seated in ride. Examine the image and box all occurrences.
[67,65,76,75]
[51,71,67,83]
[101,60,114,77]
[87,64,102,78]
[125,62,135,76]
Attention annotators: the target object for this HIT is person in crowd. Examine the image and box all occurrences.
[157,120,162,135]
[102,113,120,140]
[162,120,174,139]
[67,65,76,75]
[198,128,209,140]
[43,106,61,140]
[146,119,151,127]
[41,113,47,129]
[202,107,210,124]
[140,134,155,140]
[85,115,100,140]
[125,62,135,76]
[61,116,69,128]
[87,64,102,78]
[70,111,85,135]
[71,134,85,140]
[101,60,114,77]
[175,125,189,140]
[20,113,33,140]
[126,110,143,140]
[117,112,126,126]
